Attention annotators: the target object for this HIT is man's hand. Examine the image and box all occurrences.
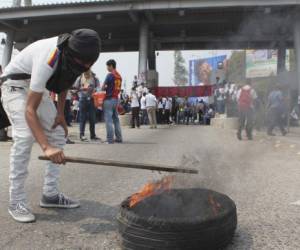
[44,146,66,165]
[52,114,68,138]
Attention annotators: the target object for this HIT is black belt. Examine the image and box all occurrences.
[0,73,31,86]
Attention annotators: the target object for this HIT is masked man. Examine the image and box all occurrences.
[0,29,100,223]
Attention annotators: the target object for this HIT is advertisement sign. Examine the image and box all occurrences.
[246,50,277,78]
[189,55,227,86]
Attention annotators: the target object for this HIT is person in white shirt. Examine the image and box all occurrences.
[130,87,140,128]
[140,92,148,125]
[137,82,148,98]
[0,29,100,223]
[145,90,158,129]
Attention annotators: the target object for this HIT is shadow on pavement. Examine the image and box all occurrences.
[35,200,119,234]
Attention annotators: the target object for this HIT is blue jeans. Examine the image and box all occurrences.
[103,98,122,143]
[79,98,96,138]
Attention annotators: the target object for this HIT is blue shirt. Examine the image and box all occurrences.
[104,73,115,98]
[103,70,122,99]
[268,90,283,109]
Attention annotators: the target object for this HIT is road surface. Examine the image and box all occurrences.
[0,124,300,249]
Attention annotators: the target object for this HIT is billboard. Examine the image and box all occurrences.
[189,55,227,86]
[246,50,277,78]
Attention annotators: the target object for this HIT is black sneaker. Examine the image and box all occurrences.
[66,138,75,144]
[91,136,101,141]
[40,193,80,209]
[80,135,88,142]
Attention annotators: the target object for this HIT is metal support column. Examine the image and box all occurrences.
[277,42,286,74]
[294,17,300,104]
[148,45,156,71]
[138,20,149,83]
[147,40,159,89]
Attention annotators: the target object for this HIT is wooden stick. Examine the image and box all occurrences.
[38,156,198,174]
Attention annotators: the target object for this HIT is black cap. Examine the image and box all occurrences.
[68,28,101,63]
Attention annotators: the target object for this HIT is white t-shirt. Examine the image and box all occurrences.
[140,96,146,110]
[3,36,59,93]
[137,85,149,98]
[145,93,157,108]
[130,91,140,108]
[165,99,172,110]
[158,102,163,109]
[72,100,79,111]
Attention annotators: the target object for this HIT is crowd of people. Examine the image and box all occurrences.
[59,70,217,139]
[213,79,297,140]
[122,88,216,128]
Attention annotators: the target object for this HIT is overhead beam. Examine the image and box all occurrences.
[154,35,294,44]
[0,0,298,20]
[0,20,20,31]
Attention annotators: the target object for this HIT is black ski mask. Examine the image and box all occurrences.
[46,29,101,93]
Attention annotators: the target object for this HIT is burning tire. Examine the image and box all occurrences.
[117,188,237,250]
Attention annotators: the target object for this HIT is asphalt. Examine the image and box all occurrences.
[0,123,300,250]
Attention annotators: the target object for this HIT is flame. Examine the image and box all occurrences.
[129,176,174,208]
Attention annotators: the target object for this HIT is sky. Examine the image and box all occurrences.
[0,0,232,93]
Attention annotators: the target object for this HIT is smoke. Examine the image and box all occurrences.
[170,151,236,194]
[226,9,299,125]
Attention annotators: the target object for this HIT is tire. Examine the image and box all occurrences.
[117,188,237,250]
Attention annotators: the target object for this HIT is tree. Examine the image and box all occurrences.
[289,49,296,72]
[226,51,246,83]
[173,50,188,86]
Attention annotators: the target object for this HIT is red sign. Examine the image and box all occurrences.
[154,86,212,97]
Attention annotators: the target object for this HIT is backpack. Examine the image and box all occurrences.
[238,88,252,110]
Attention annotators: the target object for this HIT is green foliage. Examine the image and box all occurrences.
[227,51,246,83]
[173,50,188,86]
[289,49,296,72]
